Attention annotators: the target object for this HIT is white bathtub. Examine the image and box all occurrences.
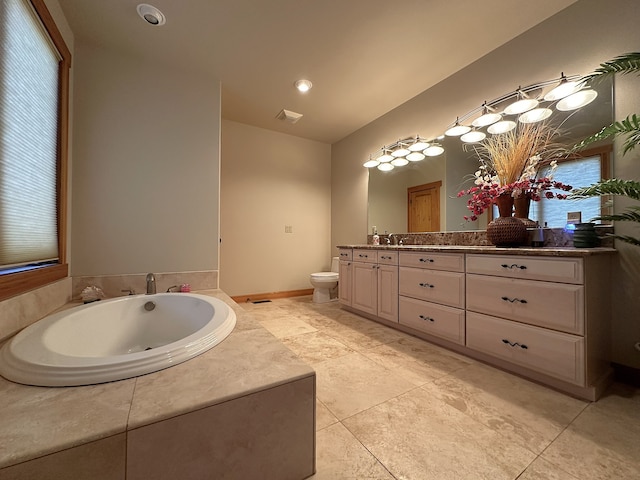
[0,293,236,387]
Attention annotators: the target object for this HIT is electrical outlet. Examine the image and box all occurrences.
[285,225,293,234]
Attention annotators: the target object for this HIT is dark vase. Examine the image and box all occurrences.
[486,194,528,247]
[513,192,537,228]
[573,222,599,248]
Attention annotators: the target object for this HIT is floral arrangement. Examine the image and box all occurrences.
[458,121,572,221]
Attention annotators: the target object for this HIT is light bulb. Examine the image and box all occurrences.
[556,89,598,111]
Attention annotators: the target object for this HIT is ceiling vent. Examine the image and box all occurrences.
[276,109,303,124]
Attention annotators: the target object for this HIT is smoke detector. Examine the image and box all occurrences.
[276,109,303,124]
[137,4,166,26]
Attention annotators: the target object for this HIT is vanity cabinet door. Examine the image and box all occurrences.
[377,264,398,322]
[352,261,377,315]
[339,260,353,306]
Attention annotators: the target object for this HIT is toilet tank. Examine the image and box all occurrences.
[331,257,339,273]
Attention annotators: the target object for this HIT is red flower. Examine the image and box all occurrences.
[458,178,572,220]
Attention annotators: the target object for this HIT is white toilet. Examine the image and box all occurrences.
[310,257,340,303]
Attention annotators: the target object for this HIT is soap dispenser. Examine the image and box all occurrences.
[372,226,380,246]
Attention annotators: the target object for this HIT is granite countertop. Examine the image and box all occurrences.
[0,290,315,469]
[337,245,617,257]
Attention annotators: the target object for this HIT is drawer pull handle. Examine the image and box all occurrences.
[419,258,434,263]
[419,315,434,322]
[340,253,349,257]
[381,255,392,260]
[359,254,368,258]
[501,296,527,304]
[502,339,528,349]
[419,282,435,288]
[501,263,527,270]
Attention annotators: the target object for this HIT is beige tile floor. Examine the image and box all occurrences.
[241,296,640,480]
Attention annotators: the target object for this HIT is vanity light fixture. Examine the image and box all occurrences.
[366,136,444,171]
[376,148,394,163]
[408,136,430,151]
[503,89,539,115]
[406,152,426,161]
[445,118,471,136]
[460,129,486,143]
[423,144,444,156]
[391,145,411,157]
[544,73,582,101]
[518,107,553,124]
[137,4,166,26]
[294,79,313,93]
[556,89,598,111]
[391,157,409,167]
[368,72,598,171]
[363,156,380,168]
[472,103,501,127]
[487,120,517,135]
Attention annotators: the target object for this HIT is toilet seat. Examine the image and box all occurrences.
[310,272,339,283]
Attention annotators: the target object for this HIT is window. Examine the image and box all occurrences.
[489,146,611,228]
[531,148,611,227]
[0,0,70,301]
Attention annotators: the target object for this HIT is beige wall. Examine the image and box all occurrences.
[220,120,331,297]
[331,0,640,368]
[70,42,221,276]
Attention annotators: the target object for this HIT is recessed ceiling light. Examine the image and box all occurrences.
[294,79,312,93]
[137,4,166,26]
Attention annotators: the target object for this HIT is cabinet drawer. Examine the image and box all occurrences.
[399,267,465,308]
[377,251,399,265]
[466,274,584,334]
[466,254,583,284]
[338,248,352,261]
[399,252,465,272]
[353,249,377,264]
[466,312,585,386]
[399,296,465,345]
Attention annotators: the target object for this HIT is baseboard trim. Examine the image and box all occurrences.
[231,289,314,304]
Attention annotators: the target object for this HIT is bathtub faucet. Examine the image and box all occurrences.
[146,273,156,295]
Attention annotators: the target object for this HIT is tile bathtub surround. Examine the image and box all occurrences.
[0,289,315,479]
[0,277,72,342]
[244,296,640,480]
[71,270,219,299]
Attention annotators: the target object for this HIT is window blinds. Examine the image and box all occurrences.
[0,0,60,268]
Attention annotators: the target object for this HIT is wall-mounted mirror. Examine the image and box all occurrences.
[367,78,614,234]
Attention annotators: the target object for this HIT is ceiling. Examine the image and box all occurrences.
[58,0,577,144]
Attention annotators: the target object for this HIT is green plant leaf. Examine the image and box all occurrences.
[610,234,640,247]
[581,52,640,86]
[593,208,640,223]
[569,178,640,201]
[572,114,640,153]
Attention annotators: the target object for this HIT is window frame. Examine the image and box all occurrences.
[0,0,71,302]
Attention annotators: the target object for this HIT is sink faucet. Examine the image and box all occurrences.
[386,233,396,245]
[146,273,156,295]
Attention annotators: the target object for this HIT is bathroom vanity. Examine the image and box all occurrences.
[337,245,615,401]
